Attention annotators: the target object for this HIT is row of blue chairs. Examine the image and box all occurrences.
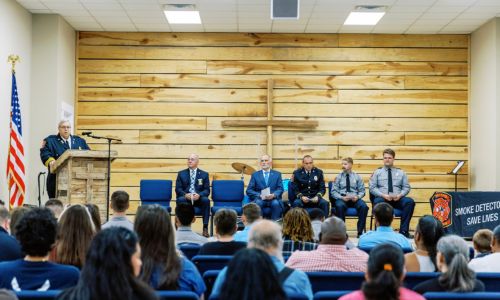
[15,290,200,299]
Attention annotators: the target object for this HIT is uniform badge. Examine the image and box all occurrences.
[198,178,203,185]
[314,176,318,181]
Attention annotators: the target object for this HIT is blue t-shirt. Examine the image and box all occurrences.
[150,257,206,296]
[0,260,79,291]
[358,226,412,249]
[233,226,251,242]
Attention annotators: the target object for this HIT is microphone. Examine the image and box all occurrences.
[81,131,92,136]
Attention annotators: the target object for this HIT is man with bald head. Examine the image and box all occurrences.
[175,153,211,237]
[286,217,368,272]
[211,220,313,299]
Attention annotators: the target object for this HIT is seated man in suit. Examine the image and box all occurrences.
[175,153,210,237]
[331,157,369,238]
[292,155,329,217]
[246,154,284,220]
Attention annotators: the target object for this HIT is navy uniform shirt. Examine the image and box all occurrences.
[369,166,411,197]
[292,167,326,199]
[40,134,90,168]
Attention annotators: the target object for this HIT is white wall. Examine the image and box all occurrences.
[470,18,500,190]
[0,0,32,206]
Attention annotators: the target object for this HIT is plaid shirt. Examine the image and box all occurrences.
[282,238,318,257]
[285,244,369,272]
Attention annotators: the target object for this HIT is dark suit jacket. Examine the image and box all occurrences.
[0,227,22,262]
[246,169,284,201]
[175,168,210,198]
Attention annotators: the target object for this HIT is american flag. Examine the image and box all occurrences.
[6,72,25,208]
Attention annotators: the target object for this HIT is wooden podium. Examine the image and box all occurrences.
[52,150,117,220]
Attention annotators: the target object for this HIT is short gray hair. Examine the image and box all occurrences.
[0,205,10,224]
[58,120,70,127]
[248,220,282,250]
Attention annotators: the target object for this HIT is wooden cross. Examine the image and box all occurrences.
[74,163,106,203]
[221,79,318,157]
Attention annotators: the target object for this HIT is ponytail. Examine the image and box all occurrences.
[362,269,400,300]
[439,253,475,292]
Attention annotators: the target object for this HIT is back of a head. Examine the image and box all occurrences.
[362,243,404,300]
[416,215,444,270]
[320,217,347,245]
[214,208,238,236]
[111,190,129,213]
[437,235,475,292]
[473,229,493,253]
[282,208,314,242]
[0,206,9,227]
[10,206,30,236]
[15,207,57,257]
[45,199,64,218]
[219,248,286,300]
[493,225,500,249]
[309,208,325,221]
[374,202,394,227]
[175,202,195,226]
[248,220,282,252]
[242,203,261,224]
[85,204,101,231]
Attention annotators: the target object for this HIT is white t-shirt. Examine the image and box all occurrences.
[468,252,500,272]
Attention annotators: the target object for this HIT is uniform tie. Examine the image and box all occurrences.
[346,173,351,192]
[64,140,70,149]
[388,168,393,193]
[189,170,196,193]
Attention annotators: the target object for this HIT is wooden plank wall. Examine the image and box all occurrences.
[76,32,469,231]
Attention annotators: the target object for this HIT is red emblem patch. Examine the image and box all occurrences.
[432,192,452,228]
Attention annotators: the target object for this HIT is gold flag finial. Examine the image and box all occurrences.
[7,55,20,72]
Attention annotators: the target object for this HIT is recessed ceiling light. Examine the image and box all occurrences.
[344,6,386,26]
[163,4,201,24]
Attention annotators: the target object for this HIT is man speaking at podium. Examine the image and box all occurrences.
[40,120,90,198]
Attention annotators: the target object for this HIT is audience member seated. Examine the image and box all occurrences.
[9,207,30,237]
[471,229,493,259]
[85,204,101,231]
[212,220,313,300]
[286,216,368,272]
[198,209,246,255]
[309,208,325,242]
[413,235,485,294]
[358,203,411,249]
[57,227,157,300]
[282,208,318,257]
[50,205,95,269]
[217,248,287,300]
[0,289,16,300]
[0,205,22,262]
[44,199,64,219]
[233,203,262,242]
[134,205,205,297]
[175,202,208,245]
[0,208,79,291]
[340,243,425,300]
[405,215,444,272]
[469,225,500,272]
[102,190,134,232]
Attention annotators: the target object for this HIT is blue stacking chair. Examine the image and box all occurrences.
[16,291,60,300]
[140,179,172,213]
[179,243,201,260]
[210,293,308,300]
[210,180,244,235]
[156,291,199,299]
[203,270,220,298]
[307,272,365,293]
[477,273,500,291]
[423,292,500,300]
[191,255,232,275]
[313,291,353,300]
[328,181,368,233]
[403,272,439,289]
[368,193,403,230]
[358,246,413,254]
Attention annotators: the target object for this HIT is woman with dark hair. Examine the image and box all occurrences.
[134,205,206,297]
[50,205,95,269]
[85,204,101,231]
[413,235,485,294]
[219,248,287,300]
[281,208,317,256]
[340,243,424,300]
[57,227,157,300]
[405,215,444,272]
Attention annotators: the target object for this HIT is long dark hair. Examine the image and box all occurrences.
[416,215,444,271]
[362,243,404,300]
[134,205,181,290]
[437,235,476,292]
[219,248,287,300]
[85,204,101,231]
[57,227,157,300]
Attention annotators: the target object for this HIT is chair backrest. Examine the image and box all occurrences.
[328,182,334,201]
[423,292,500,299]
[179,243,201,260]
[140,179,172,208]
[203,270,220,298]
[16,291,61,300]
[212,180,244,206]
[156,290,199,300]
[403,272,439,289]
[477,273,500,292]
[191,255,233,274]
[288,181,296,202]
[307,272,365,293]
[313,291,353,300]
[210,292,309,300]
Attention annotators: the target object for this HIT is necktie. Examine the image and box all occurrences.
[65,140,70,149]
[388,168,393,193]
[189,170,196,193]
[264,171,269,186]
[346,173,351,192]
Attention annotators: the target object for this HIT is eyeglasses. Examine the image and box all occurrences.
[59,126,71,129]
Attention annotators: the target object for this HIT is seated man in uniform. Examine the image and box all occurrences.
[40,120,90,198]
[246,154,284,220]
[369,148,415,238]
[291,155,329,217]
[331,157,369,238]
[175,154,210,237]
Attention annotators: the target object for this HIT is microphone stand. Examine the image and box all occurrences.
[85,133,121,221]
